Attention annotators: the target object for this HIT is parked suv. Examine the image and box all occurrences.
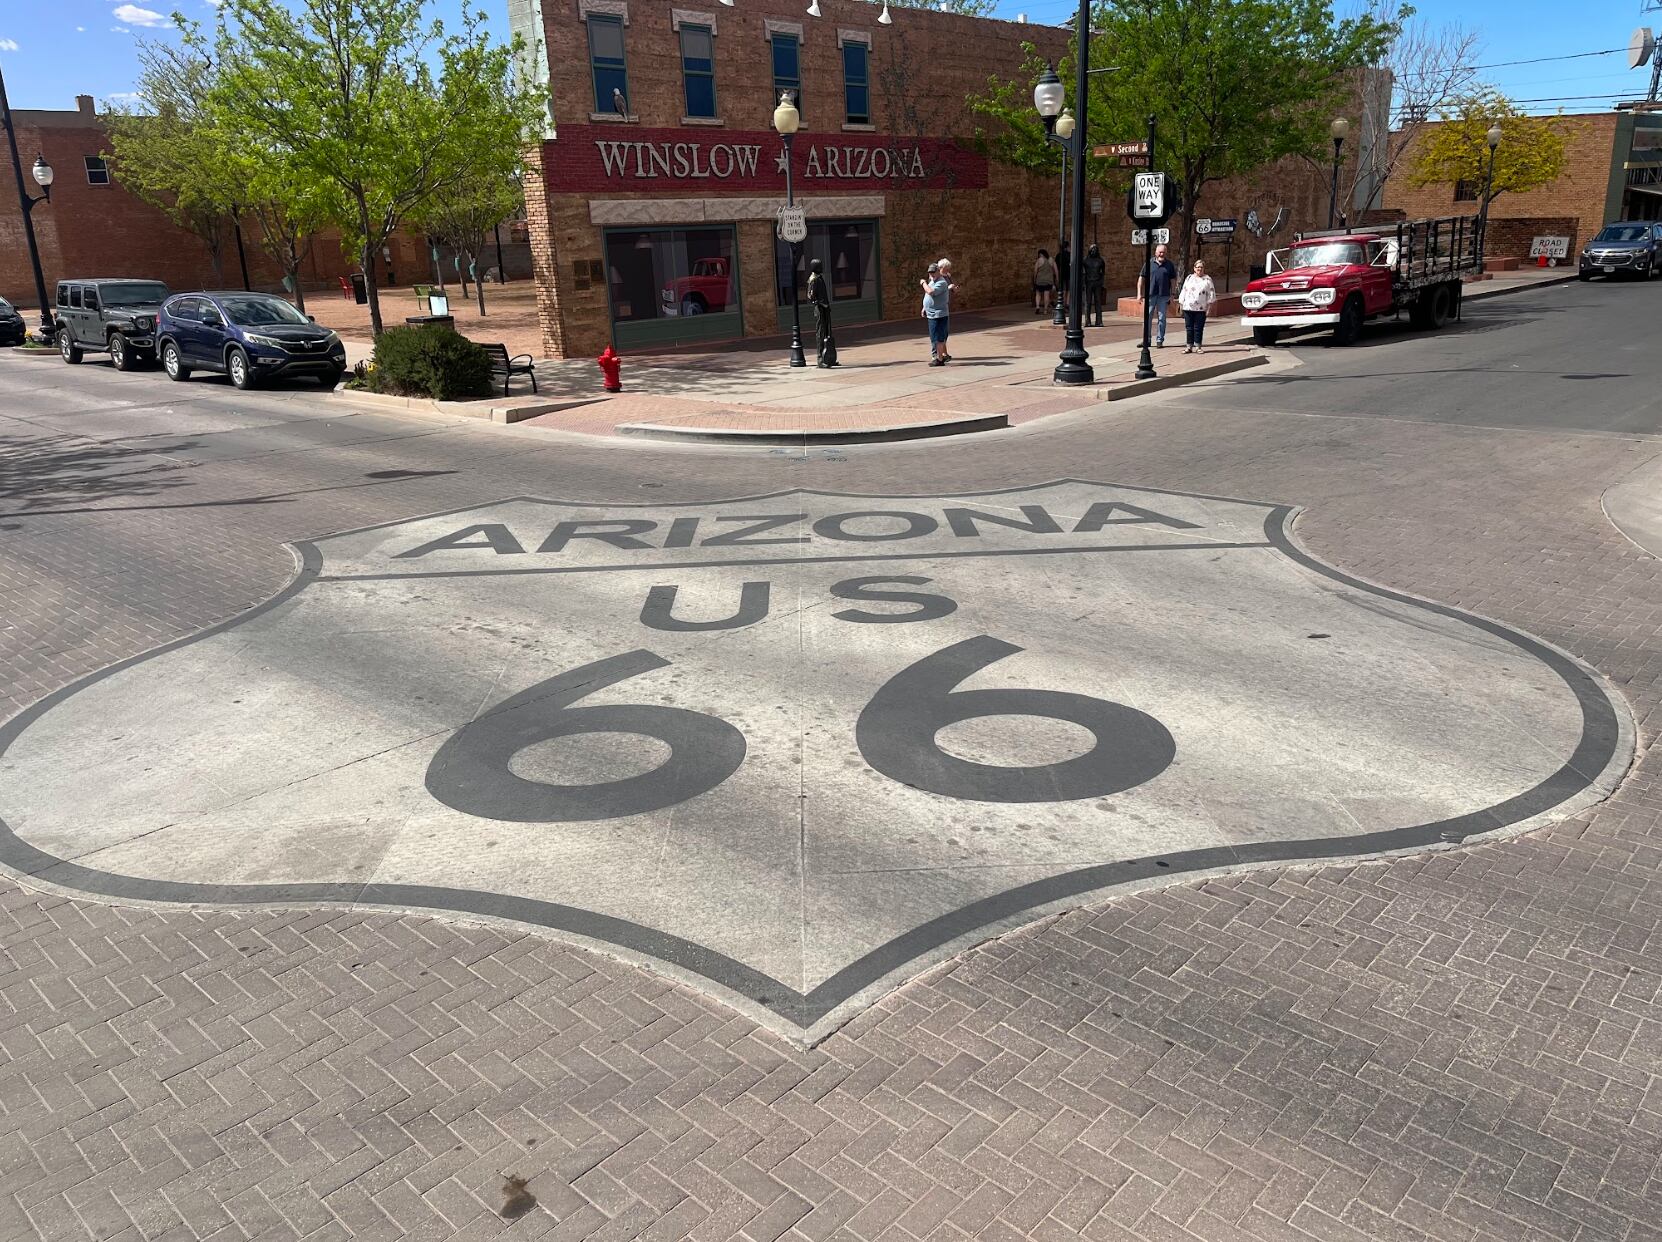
[0,297,25,347]
[1578,222,1662,280]
[55,279,170,369]
[157,291,346,390]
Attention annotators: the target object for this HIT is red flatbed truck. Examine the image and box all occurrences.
[1240,215,1484,346]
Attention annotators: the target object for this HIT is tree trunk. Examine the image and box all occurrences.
[289,260,307,314]
[355,192,384,337]
[470,250,487,316]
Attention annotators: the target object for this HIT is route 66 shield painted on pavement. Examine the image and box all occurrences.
[0,482,1632,1042]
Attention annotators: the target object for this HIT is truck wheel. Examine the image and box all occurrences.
[1331,297,1364,346]
[1251,327,1282,347]
[1427,283,1453,329]
[59,333,83,364]
[680,295,706,316]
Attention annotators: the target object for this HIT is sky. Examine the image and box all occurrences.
[0,0,1654,116]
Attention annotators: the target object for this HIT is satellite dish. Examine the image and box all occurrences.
[1629,27,1654,70]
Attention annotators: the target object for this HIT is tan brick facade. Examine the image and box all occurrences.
[1382,112,1626,260]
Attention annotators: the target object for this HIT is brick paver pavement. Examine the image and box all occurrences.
[0,341,1658,1242]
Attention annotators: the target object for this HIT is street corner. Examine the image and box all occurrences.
[0,481,1633,1042]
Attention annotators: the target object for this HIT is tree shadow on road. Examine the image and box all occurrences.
[0,431,200,514]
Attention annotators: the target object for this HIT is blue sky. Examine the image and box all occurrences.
[0,0,1651,115]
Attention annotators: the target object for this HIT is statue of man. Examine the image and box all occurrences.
[807,258,838,368]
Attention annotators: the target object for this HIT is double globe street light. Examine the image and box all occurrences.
[772,90,808,368]
[1,60,56,340]
[1032,50,1093,386]
[1034,66,1075,328]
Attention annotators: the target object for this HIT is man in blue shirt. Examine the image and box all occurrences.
[921,258,958,366]
[1136,243,1179,347]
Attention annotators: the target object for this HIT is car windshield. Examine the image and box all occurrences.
[1288,242,1367,267]
[218,295,309,327]
[1593,225,1649,243]
[101,282,169,307]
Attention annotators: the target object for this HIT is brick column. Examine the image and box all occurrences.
[522,149,569,359]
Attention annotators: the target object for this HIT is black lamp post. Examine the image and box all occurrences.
[773,90,807,369]
[1035,65,1071,327]
[1328,117,1349,230]
[1033,19,1093,386]
[1478,124,1502,260]
[1,64,56,341]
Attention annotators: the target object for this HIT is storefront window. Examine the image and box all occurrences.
[775,220,879,315]
[606,227,739,345]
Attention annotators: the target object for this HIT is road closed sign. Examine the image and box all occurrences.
[1529,235,1570,259]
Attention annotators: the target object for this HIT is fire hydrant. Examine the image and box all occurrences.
[597,345,623,392]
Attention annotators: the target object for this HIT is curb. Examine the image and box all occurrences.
[615,412,1008,445]
[1099,352,1268,401]
[324,387,602,424]
[1462,272,1580,301]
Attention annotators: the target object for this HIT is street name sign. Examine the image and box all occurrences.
[776,206,808,244]
[0,484,1628,1044]
[1095,141,1148,157]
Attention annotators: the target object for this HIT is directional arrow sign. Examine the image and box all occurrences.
[1130,173,1165,221]
[1094,141,1149,158]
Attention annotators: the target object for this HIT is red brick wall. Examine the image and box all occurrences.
[0,102,434,312]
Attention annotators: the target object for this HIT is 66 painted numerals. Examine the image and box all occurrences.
[426,637,1174,822]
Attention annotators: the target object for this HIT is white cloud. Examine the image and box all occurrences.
[105,92,143,103]
[0,38,19,52]
[77,27,87,33]
[111,5,168,27]
[111,26,131,34]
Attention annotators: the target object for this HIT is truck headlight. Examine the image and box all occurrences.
[1240,292,1266,309]
[1309,288,1337,306]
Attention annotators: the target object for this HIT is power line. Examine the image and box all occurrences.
[1393,46,1627,79]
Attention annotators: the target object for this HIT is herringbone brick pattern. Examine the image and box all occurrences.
[0,370,1659,1241]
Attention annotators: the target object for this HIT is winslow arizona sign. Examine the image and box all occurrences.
[0,483,1630,1043]
[541,125,989,194]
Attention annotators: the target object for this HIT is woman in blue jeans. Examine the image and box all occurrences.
[921,258,958,365]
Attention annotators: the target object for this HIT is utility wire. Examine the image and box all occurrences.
[1393,46,1627,78]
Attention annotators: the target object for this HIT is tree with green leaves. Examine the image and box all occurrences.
[200,0,542,337]
[973,0,1400,272]
[241,160,342,314]
[102,35,241,283]
[417,171,524,316]
[1407,90,1566,215]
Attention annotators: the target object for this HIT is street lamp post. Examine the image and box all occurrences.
[1034,66,1069,327]
[1,63,56,341]
[1031,11,1094,386]
[1328,117,1349,230]
[772,91,807,369]
[1479,124,1502,261]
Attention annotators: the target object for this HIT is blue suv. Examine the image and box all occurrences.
[157,291,346,389]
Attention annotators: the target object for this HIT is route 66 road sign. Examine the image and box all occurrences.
[776,205,807,244]
[0,483,1629,1042]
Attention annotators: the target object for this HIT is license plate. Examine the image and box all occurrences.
[1603,266,1615,273]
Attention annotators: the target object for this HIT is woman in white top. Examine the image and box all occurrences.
[1178,260,1217,353]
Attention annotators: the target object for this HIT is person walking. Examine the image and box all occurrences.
[1136,242,1178,347]
[1178,259,1217,354]
[1082,243,1107,327]
[807,257,838,367]
[921,258,958,366]
[1032,248,1056,315]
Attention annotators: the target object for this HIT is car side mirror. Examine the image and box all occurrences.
[202,312,222,327]
[307,315,316,323]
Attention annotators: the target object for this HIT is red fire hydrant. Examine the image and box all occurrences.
[597,345,623,392]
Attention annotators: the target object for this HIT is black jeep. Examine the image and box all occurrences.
[55,279,171,370]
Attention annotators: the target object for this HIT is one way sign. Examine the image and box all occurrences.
[1127,172,1176,224]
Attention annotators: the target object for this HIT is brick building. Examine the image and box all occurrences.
[1382,108,1662,261]
[511,0,1386,358]
[0,95,431,311]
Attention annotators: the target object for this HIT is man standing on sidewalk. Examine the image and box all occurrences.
[1136,243,1178,348]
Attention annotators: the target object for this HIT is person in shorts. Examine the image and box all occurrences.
[1032,248,1056,315]
[921,258,958,365]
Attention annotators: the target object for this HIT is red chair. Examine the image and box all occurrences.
[338,276,354,300]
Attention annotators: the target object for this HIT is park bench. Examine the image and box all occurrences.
[482,342,537,397]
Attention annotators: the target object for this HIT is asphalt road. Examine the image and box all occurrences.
[1,291,1660,1242]
[1175,277,1662,438]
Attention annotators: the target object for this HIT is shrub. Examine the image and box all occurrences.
[369,325,493,400]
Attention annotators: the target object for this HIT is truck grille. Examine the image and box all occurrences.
[1259,292,1318,311]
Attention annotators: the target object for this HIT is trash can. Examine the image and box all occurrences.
[1248,264,1267,283]
[350,272,368,305]
[404,314,455,330]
